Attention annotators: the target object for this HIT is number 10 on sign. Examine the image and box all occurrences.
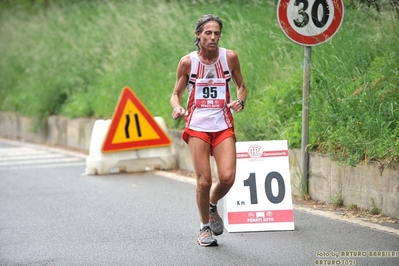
[224,140,295,232]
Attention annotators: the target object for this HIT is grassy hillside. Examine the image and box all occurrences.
[0,0,398,165]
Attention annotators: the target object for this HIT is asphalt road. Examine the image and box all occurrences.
[0,139,398,266]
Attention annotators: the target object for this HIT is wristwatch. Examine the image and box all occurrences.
[237,99,245,110]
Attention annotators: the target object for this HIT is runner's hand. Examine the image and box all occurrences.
[227,100,244,112]
[172,106,185,119]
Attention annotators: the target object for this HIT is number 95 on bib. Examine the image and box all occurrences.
[224,140,295,232]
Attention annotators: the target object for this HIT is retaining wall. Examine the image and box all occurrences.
[0,111,398,218]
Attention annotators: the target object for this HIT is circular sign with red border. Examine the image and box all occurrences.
[277,0,344,46]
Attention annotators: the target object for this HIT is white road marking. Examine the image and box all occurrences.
[0,145,85,171]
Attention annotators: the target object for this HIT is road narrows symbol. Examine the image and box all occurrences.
[134,114,142,137]
[102,87,171,152]
[125,114,130,138]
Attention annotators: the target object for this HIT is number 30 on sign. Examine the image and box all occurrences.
[277,0,344,46]
[224,140,295,232]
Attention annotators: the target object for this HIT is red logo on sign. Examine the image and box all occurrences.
[248,145,262,158]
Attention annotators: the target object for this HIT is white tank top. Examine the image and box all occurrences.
[185,48,234,132]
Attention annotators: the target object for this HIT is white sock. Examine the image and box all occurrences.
[200,222,210,229]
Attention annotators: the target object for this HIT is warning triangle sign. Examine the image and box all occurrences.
[102,87,171,153]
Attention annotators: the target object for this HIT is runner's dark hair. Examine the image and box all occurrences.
[193,14,223,50]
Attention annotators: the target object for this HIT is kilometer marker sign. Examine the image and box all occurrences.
[277,0,344,46]
[224,140,295,232]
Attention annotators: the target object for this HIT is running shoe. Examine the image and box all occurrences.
[197,226,218,247]
[209,205,224,235]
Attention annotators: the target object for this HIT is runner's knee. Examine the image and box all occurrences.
[196,175,213,191]
[218,172,235,187]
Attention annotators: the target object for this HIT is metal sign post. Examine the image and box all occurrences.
[277,0,344,192]
[302,46,311,191]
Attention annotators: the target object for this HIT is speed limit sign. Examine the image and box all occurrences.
[277,0,344,46]
[224,140,295,232]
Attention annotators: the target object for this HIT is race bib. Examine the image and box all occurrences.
[195,79,226,108]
